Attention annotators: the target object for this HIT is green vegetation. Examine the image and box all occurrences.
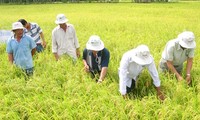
[0,2,200,119]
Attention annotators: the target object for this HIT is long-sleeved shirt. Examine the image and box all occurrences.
[52,23,80,59]
[119,49,161,95]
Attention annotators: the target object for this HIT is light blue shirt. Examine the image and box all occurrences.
[6,35,36,69]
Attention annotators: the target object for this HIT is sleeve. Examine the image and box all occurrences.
[162,42,174,61]
[28,36,36,49]
[82,49,87,60]
[52,29,58,53]
[187,49,195,58]
[119,53,129,95]
[36,23,42,33]
[72,25,80,49]
[147,60,161,87]
[6,39,12,54]
[101,48,110,67]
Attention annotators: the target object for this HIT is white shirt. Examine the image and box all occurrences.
[119,50,161,95]
[161,39,194,66]
[52,24,80,59]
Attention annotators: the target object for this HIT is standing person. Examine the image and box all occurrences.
[18,19,46,53]
[52,13,80,61]
[6,22,36,76]
[83,35,110,83]
[159,31,196,85]
[119,45,164,100]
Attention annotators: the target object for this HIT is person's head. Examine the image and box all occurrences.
[18,19,28,29]
[86,35,104,52]
[178,31,196,49]
[55,14,68,25]
[131,44,153,66]
[12,22,24,37]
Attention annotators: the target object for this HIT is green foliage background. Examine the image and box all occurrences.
[0,2,200,119]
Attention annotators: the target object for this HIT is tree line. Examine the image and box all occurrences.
[0,0,170,4]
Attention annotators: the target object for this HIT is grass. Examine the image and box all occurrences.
[0,2,200,119]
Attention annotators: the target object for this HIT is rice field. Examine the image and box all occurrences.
[0,2,200,119]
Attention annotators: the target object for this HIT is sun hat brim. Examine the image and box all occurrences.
[86,42,104,51]
[131,53,153,65]
[12,27,24,31]
[179,38,196,49]
[55,19,68,24]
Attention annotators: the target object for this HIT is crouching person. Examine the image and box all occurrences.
[83,35,110,83]
[158,31,196,85]
[6,22,36,77]
[119,45,164,100]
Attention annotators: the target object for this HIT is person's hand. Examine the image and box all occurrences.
[177,75,183,82]
[76,49,80,58]
[123,94,128,99]
[186,74,191,85]
[157,91,165,101]
[97,79,103,84]
[84,65,89,72]
[42,41,46,48]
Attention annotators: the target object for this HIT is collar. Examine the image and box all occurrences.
[12,34,25,40]
[175,39,182,50]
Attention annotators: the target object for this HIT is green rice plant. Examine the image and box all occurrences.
[0,2,200,119]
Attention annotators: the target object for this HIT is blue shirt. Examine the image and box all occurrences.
[83,48,110,72]
[6,35,36,69]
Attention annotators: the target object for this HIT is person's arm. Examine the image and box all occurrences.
[40,32,46,48]
[186,58,193,84]
[8,53,14,64]
[119,53,129,97]
[82,49,89,72]
[76,48,80,58]
[31,48,36,56]
[72,25,80,58]
[148,61,165,101]
[155,86,165,101]
[98,67,108,83]
[98,49,110,83]
[52,29,58,61]
[54,53,59,61]
[166,61,183,81]
[83,59,89,72]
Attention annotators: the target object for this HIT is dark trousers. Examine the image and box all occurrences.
[89,69,101,82]
[126,79,136,93]
[24,67,34,77]
[36,44,44,53]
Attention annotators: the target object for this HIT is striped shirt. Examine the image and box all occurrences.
[24,23,42,44]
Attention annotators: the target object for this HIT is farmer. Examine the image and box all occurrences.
[6,22,36,76]
[83,35,110,83]
[158,31,196,85]
[18,19,46,53]
[52,13,80,61]
[119,45,164,100]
